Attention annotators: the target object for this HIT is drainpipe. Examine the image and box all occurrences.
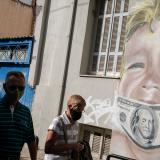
[58,0,78,115]
[33,0,51,86]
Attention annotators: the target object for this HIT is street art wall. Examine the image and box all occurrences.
[81,0,160,159]
[110,0,160,159]
[80,96,113,127]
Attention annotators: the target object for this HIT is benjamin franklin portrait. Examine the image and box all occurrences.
[131,108,155,146]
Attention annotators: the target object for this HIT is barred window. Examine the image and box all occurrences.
[0,45,28,62]
[0,39,33,64]
[89,0,129,78]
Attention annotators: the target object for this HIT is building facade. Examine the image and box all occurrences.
[30,0,133,159]
[1,0,157,160]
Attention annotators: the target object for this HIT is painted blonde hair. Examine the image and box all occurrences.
[126,0,160,41]
[120,0,160,77]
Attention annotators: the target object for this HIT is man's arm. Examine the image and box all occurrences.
[26,109,37,160]
[45,130,83,154]
[28,141,37,160]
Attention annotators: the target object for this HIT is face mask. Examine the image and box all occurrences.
[70,109,82,121]
[116,96,160,149]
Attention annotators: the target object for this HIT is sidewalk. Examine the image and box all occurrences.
[21,145,44,160]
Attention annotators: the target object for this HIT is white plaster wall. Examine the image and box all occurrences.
[62,0,116,127]
[31,0,75,148]
[28,0,45,87]
[30,0,136,149]
[39,0,74,86]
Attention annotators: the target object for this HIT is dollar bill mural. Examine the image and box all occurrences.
[118,97,159,149]
[81,0,160,159]
[110,0,160,159]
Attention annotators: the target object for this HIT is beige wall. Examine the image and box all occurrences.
[0,0,35,38]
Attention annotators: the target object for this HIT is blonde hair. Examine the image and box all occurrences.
[126,0,160,41]
[67,95,86,107]
[120,0,160,77]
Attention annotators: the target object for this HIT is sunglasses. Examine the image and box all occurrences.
[8,85,25,91]
[72,104,85,112]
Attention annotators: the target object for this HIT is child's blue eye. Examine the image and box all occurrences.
[128,63,144,70]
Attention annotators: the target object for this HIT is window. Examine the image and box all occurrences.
[0,39,32,64]
[0,45,28,62]
[89,0,129,78]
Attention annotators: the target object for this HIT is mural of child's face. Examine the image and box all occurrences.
[119,22,160,105]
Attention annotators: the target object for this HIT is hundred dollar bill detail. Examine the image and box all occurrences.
[117,96,160,149]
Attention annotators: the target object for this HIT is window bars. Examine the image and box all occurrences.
[90,0,129,78]
[0,39,32,64]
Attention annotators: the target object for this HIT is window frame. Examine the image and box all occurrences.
[0,38,33,64]
[89,0,129,78]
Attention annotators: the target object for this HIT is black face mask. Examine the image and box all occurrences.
[70,109,82,121]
